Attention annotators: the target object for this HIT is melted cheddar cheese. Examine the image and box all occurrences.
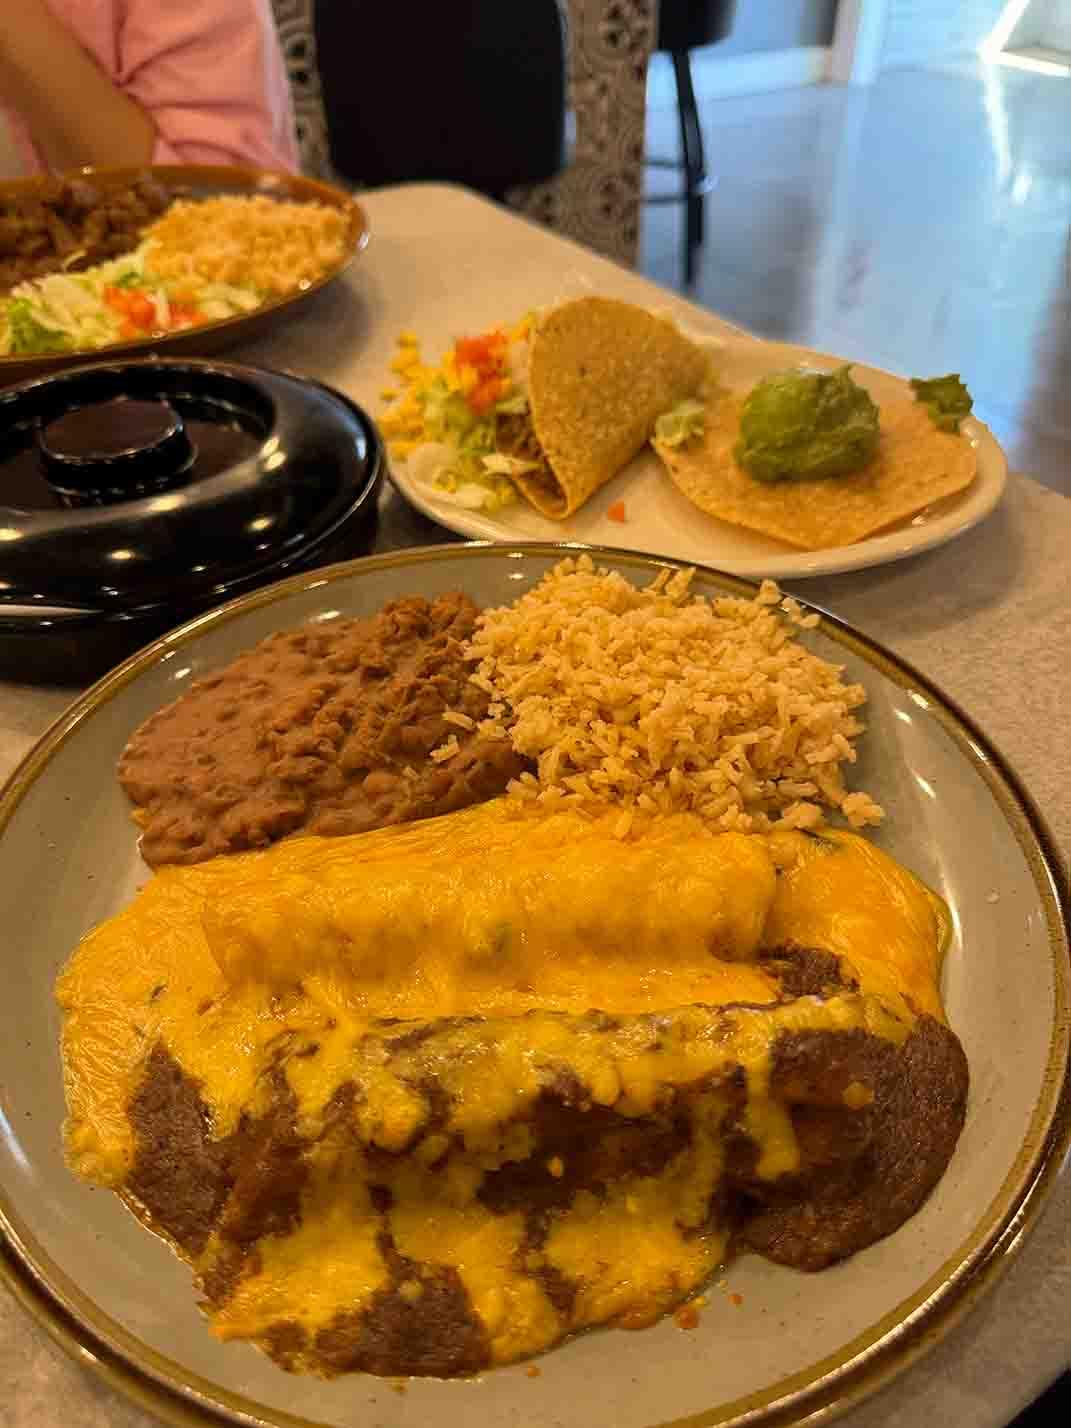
[56,804,951,1374]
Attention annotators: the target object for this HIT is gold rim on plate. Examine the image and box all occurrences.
[0,541,1067,1428]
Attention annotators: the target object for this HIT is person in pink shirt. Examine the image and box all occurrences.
[0,0,299,177]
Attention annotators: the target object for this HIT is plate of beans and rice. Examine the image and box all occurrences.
[0,543,1066,1428]
[0,164,367,383]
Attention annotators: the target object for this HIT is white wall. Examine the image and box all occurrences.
[1008,0,1071,50]
[880,0,1008,69]
[716,0,837,57]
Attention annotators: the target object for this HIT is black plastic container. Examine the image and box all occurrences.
[0,358,382,683]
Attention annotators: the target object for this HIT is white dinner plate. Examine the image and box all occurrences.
[0,543,1065,1428]
[386,339,1008,578]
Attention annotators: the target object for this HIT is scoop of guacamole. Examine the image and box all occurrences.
[734,366,880,483]
[910,374,972,433]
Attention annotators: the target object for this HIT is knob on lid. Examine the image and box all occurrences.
[38,397,195,506]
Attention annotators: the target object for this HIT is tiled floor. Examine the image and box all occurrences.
[641,60,1071,495]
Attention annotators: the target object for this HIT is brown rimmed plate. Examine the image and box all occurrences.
[0,164,368,386]
[0,543,1067,1428]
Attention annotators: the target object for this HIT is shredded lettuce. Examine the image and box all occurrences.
[437,479,516,512]
[2,276,119,354]
[432,466,517,512]
[382,319,536,512]
[417,379,496,455]
[654,398,706,448]
[481,453,539,477]
[411,387,525,509]
[494,392,529,416]
[198,282,261,317]
[0,242,263,357]
[4,299,72,355]
[406,439,518,513]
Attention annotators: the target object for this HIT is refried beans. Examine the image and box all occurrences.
[118,592,527,866]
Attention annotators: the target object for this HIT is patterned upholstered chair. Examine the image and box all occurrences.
[269,0,656,268]
[269,0,335,183]
[509,1,657,267]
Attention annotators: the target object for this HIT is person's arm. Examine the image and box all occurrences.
[118,0,299,171]
[0,1,156,172]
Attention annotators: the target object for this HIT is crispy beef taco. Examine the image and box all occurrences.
[381,297,710,520]
[510,296,710,518]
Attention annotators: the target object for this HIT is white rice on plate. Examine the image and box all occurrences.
[454,556,883,835]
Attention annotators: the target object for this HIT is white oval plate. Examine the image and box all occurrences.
[386,340,1008,578]
[0,544,1065,1428]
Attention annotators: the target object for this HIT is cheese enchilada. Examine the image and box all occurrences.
[57,803,967,1377]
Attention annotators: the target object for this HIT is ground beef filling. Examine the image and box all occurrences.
[495,410,561,503]
[118,592,527,867]
[121,948,968,1379]
[734,1018,969,1270]
[0,174,172,291]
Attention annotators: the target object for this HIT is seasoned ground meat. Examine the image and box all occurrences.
[125,1042,238,1257]
[495,409,557,496]
[120,981,968,1377]
[118,592,527,866]
[312,1255,490,1378]
[0,175,172,292]
[736,1017,969,1270]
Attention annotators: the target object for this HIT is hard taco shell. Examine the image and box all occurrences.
[519,297,710,518]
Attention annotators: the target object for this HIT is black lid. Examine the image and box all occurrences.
[0,358,382,678]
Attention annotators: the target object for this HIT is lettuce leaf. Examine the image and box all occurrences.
[4,299,72,354]
[654,398,706,448]
[910,374,973,433]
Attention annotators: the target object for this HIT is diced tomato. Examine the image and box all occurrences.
[454,335,490,368]
[118,319,142,341]
[125,293,155,328]
[607,500,627,523]
[468,376,507,415]
[169,300,206,327]
[454,329,511,413]
[104,285,156,328]
[455,330,506,371]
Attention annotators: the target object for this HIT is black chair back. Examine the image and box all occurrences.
[314,1,567,197]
